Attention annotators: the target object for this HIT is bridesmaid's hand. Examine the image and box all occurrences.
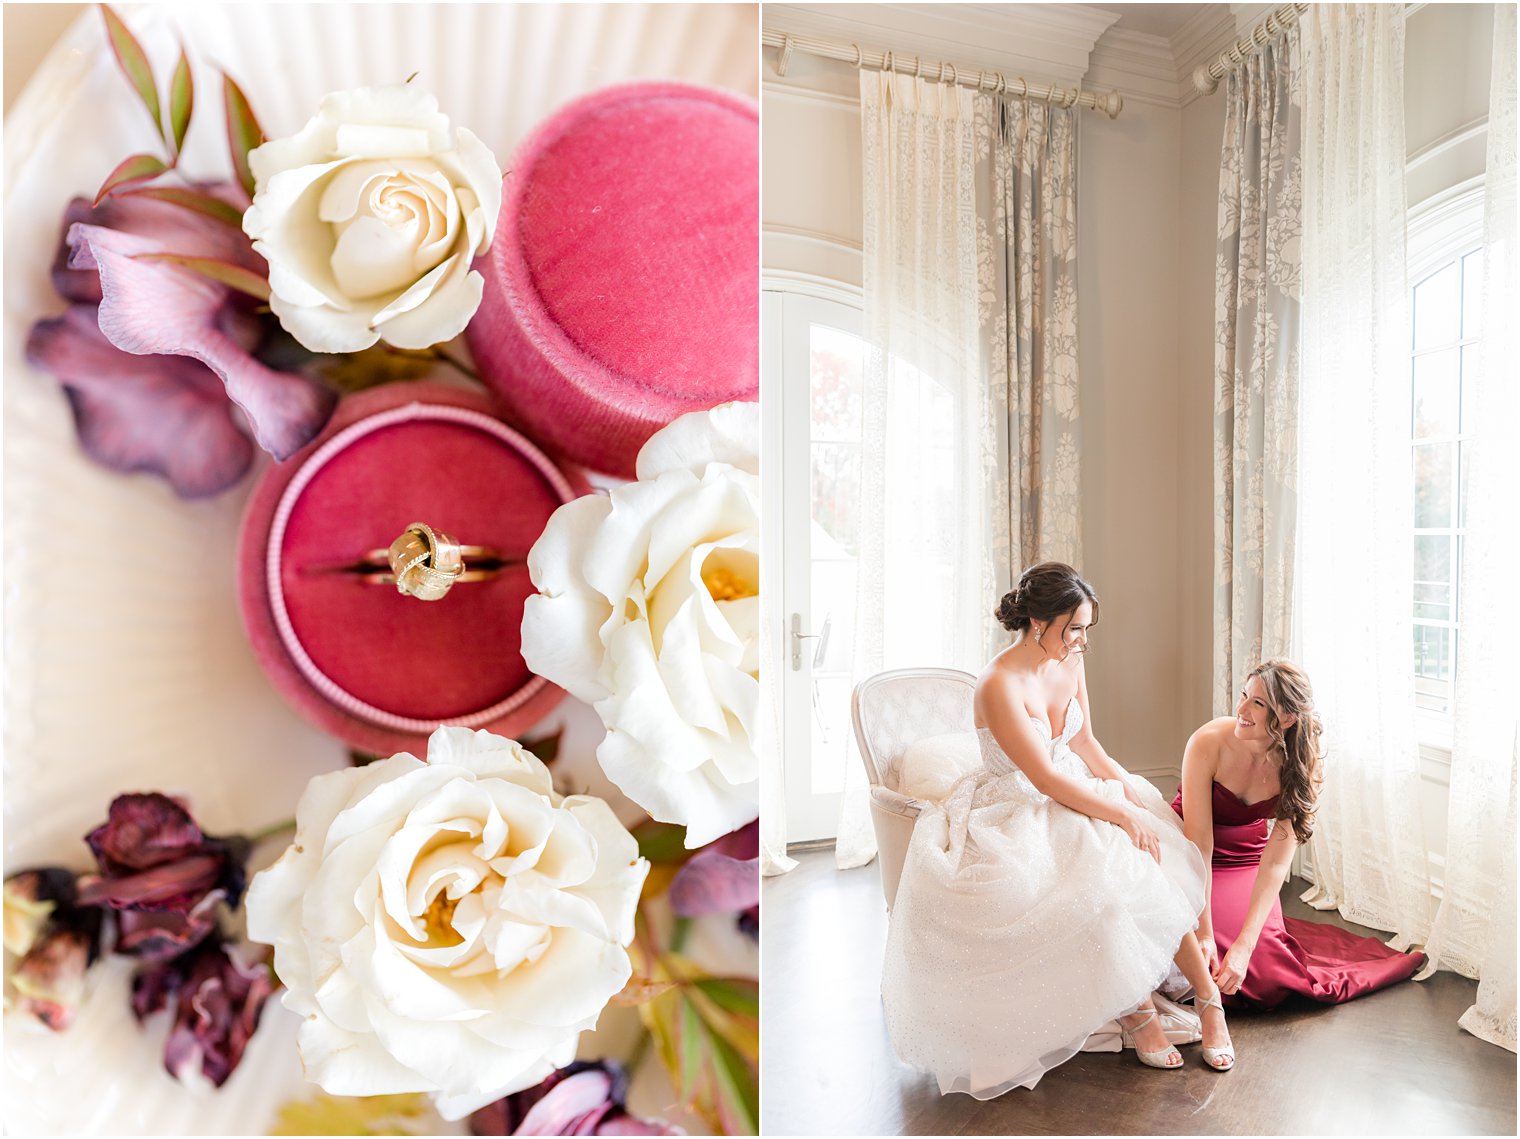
[1114,806,1161,863]
[1213,940,1252,994]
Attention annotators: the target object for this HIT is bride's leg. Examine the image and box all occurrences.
[1174,931,1233,1059]
[1116,994,1178,1062]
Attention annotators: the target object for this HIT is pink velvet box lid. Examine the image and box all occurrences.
[467,81,759,479]
[237,382,582,756]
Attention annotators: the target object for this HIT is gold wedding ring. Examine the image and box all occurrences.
[383,523,483,601]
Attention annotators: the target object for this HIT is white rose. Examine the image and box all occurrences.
[243,85,502,353]
[245,727,647,1121]
[522,403,759,849]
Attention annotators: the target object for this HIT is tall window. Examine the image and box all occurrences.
[1410,244,1482,714]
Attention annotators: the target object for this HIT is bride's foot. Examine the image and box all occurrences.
[1196,987,1235,1071]
[1118,1002,1182,1070]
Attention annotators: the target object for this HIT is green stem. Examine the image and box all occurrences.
[671,916,693,954]
[248,818,297,845]
[626,1027,652,1076]
[433,348,481,382]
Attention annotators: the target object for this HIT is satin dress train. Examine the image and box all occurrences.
[1171,783,1424,1007]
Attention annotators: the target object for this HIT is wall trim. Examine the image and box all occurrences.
[1408,116,1490,172]
[762,267,863,307]
[761,81,859,111]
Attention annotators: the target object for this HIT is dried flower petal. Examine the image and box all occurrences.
[469,1061,682,1136]
[133,938,276,1087]
[668,821,758,938]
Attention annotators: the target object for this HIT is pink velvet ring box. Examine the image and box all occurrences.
[467,81,759,479]
[237,382,583,756]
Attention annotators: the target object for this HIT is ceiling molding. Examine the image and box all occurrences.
[1172,4,1242,105]
[762,3,1121,88]
[1085,26,1186,108]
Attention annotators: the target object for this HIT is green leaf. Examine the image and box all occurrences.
[117,186,244,228]
[168,46,193,156]
[520,729,562,765]
[635,821,692,864]
[638,957,760,1135]
[222,73,266,200]
[100,6,164,144]
[94,153,170,205]
[132,253,271,300]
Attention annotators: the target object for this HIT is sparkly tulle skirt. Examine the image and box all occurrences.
[881,725,1207,1098]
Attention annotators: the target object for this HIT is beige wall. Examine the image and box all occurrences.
[3,5,86,113]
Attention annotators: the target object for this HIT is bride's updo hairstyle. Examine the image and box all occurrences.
[1249,659,1325,845]
[995,562,1099,637]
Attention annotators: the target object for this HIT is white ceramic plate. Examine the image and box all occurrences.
[2,5,758,1133]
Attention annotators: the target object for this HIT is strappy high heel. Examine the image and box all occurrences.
[1117,1005,1182,1070]
[1195,987,1235,1071]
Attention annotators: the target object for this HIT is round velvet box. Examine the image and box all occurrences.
[467,81,758,479]
[237,382,581,756]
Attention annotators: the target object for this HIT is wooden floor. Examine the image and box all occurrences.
[761,849,1516,1136]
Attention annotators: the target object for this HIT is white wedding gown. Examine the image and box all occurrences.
[880,696,1207,1098]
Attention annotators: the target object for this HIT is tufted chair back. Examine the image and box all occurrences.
[851,668,977,909]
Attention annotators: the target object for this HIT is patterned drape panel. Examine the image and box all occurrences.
[1211,31,1301,714]
[979,96,1084,606]
[1419,2,1518,1053]
[1297,3,1432,946]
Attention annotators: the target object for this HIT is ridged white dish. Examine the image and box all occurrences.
[2,4,757,1134]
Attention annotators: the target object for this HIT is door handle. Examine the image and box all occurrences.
[791,612,821,671]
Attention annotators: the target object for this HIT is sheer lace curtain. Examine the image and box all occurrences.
[1212,28,1303,715]
[1419,4,1518,1053]
[837,70,983,868]
[1296,3,1433,944]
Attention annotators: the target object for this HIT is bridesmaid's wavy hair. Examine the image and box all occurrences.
[1249,659,1325,845]
[994,563,1099,637]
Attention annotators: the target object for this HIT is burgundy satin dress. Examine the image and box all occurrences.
[1171,783,1424,1008]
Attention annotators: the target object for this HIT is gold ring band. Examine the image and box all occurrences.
[387,523,471,601]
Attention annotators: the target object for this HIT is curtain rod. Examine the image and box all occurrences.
[761,28,1124,118]
[1193,3,1309,95]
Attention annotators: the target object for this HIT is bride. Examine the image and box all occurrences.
[881,562,1234,1096]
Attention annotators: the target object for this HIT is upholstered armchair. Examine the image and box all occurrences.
[850,668,977,909]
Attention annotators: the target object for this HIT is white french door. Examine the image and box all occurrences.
[763,285,866,844]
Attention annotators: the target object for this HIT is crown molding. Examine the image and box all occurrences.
[1172,4,1242,106]
[1085,26,1185,108]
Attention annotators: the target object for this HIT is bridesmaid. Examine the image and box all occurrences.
[1172,660,1425,1007]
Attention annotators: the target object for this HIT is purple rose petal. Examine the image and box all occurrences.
[669,821,759,920]
[26,306,255,498]
[470,1061,682,1136]
[67,216,334,460]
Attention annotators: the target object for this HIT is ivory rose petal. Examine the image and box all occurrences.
[244,85,502,352]
[521,404,761,849]
[245,728,647,1121]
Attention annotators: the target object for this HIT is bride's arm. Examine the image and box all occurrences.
[980,673,1161,862]
[1066,657,1130,783]
[1179,727,1220,962]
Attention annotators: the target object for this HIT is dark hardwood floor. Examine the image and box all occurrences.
[761,849,1517,1136]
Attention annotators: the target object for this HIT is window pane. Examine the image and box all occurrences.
[1414,534,1451,589]
[1414,261,1461,349]
[811,442,861,554]
[1414,580,1451,622]
[1462,250,1484,339]
[1412,348,1460,438]
[810,324,864,442]
[1460,343,1480,434]
[1413,443,1453,528]
[1413,624,1452,682]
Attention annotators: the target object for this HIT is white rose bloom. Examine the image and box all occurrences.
[245,727,647,1121]
[522,402,759,849]
[243,85,502,352]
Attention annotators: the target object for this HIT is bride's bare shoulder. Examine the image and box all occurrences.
[974,655,1028,721]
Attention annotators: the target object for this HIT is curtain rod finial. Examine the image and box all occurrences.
[1193,64,1220,96]
[1101,89,1124,118]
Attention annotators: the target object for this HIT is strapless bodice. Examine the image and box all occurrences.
[1170,782,1280,868]
[976,695,1083,778]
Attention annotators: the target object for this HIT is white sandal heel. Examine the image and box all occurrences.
[1196,988,1235,1071]
[1118,1005,1183,1069]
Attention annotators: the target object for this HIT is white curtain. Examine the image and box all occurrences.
[1419,3,1518,1053]
[1212,27,1303,714]
[1297,4,1433,944]
[838,70,983,868]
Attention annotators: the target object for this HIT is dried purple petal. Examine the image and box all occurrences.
[134,938,275,1087]
[76,794,250,961]
[470,1061,681,1136]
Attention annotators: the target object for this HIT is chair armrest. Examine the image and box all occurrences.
[869,783,924,820]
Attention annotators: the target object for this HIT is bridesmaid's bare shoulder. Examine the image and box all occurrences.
[1184,717,1237,769]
